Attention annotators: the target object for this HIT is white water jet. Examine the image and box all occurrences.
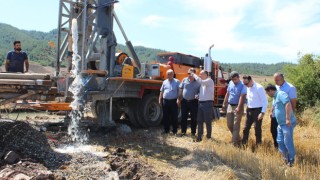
[68,18,88,143]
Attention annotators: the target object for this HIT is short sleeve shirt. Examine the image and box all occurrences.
[273,91,296,125]
[179,77,201,100]
[160,78,180,99]
[6,51,28,73]
[227,81,247,104]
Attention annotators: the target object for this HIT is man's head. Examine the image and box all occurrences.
[230,71,240,84]
[273,72,285,86]
[13,40,21,52]
[188,68,196,80]
[168,56,174,62]
[242,75,253,87]
[166,69,174,80]
[265,84,277,97]
[199,70,209,80]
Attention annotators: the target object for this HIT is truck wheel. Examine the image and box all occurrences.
[138,94,163,127]
[91,100,119,125]
[125,101,141,128]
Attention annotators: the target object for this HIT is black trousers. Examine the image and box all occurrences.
[181,99,198,134]
[271,117,278,148]
[162,99,178,133]
[242,107,263,145]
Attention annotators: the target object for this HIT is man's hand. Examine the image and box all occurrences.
[221,104,226,112]
[177,99,181,108]
[195,94,199,100]
[234,107,240,115]
[258,113,264,120]
[286,119,292,126]
[159,99,162,106]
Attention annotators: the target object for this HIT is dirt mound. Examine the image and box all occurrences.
[0,119,71,169]
[108,147,171,180]
[0,61,54,74]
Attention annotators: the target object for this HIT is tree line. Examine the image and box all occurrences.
[1,23,292,77]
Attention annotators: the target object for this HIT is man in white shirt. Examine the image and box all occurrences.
[192,70,214,142]
[242,75,268,145]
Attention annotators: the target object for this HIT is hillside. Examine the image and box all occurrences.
[0,23,165,67]
[221,62,294,76]
[0,23,294,75]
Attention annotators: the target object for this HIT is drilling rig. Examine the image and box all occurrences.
[0,0,227,128]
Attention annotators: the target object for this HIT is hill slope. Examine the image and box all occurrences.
[0,23,294,75]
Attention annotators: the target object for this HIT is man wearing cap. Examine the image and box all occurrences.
[265,84,296,167]
[178,68,201,136]
[222,71,247,145]
[159,69,180,134]
[242,75,268,145]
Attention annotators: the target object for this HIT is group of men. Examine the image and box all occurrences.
[159,68,214,142]
[223,71,297,167]
[160,67,297,167]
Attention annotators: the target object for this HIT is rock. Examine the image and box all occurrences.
[106,171,119,180]
[118,124,132,134]
[13,173,31,180]
[31,172,55,180]
[4,151,20,164]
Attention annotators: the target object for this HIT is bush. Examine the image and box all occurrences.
[284,54,320,110]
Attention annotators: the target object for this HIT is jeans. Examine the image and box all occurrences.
[181,99,198,134]
[277,124,296,163]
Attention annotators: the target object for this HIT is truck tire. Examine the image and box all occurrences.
[138,94,163,127]
[125,101,141,128]
[91,100,120,125]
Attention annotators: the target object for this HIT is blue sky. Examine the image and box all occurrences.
[1,0,320,63]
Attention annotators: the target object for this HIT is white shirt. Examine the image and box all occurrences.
[194,74,214,101]
[246,82,268,113]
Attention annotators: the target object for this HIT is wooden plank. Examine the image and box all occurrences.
[0,79,52,86]
[0,91,36,106]
[0,73,50,80]
[81,70,108,76]
[109,77,163,84]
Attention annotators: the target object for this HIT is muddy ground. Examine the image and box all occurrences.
[0,111,253,180]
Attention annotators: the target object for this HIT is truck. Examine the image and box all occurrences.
[0,0,227,128]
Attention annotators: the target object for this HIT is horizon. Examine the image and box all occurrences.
[0,0,319,64]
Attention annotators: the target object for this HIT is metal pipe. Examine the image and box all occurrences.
[81,0,89,71]
[208,44,214,61]
[55,0,64,76]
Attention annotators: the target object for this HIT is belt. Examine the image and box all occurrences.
[199,100,213,103]
[229,104,238,106]
[163,99,177,101]
[183,98,197,102]
[247,107,262,110]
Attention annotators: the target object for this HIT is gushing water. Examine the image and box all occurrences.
[68,18,88,143]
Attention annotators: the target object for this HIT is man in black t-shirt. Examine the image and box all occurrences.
[5,40,29,73]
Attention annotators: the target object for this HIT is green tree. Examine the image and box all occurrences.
[284,54,320,110]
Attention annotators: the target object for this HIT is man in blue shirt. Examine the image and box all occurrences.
[265,84,296,167]
[270,73,297,148]
[222,71,247,145]
[5,41,29,73]
[178,68,201,136]
[159,69,180,134]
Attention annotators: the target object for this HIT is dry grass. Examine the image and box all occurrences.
[101,107,320,180]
